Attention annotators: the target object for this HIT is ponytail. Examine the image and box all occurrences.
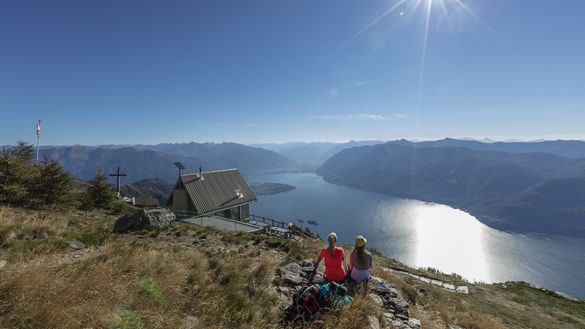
[327,234,336,256]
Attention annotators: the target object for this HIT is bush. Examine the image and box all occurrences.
[86,170,116,209]
[0,142,75,209]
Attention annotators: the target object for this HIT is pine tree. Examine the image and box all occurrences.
[30,156,73,208]
[0,142,36,206]
[87,170,115,209]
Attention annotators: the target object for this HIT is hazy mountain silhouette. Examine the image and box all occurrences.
[317,142,585,236]
[39,143,296,183]
[135,142,297,174]
[391,138,585,158]
[251,140,383,167]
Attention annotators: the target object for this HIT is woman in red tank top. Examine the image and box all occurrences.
[313,232,347,283]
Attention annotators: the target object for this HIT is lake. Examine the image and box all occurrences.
[248,172,585,299]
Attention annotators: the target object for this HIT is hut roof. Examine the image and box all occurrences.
[172,168,256,214]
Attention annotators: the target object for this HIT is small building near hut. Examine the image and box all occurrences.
[167,168,257,221]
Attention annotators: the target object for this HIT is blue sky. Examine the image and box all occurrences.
[1,0,584,145]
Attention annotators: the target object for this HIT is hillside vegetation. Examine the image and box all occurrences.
[317,143,585,236]
[120,178,174,205]
[1,206,584,329]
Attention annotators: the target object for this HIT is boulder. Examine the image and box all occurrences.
[456,286,469,294]
[369,276,410,320]
[278,263,305,286]
[0,260,6,269]
[113,208,176,233]
[408,318,422,329]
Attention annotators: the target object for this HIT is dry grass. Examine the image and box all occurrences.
[2,206,585,329]
[0,206,113,258]
[377,268,585,329]
[0,207,334,329]
[0,238,291,328]
[318,294,381,329]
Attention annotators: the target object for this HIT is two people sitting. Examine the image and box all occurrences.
[313,232,372,284]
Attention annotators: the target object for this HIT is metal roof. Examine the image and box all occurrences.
[179,168,257,215]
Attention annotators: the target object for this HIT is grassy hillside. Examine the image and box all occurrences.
[120,178,174,205]
[0,206,584,329]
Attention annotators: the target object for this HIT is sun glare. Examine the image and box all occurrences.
[319,0,493,66]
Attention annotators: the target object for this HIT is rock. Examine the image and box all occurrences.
[369,276,394,294]
[368,276,410,320]
[277,260,323,287]
[66,240,85,250]
[182,315,199,329]
[367,315,380,329]
[408,318,422,329]
[113,208,176,233]
[443,283,455,290]
[456,286,469,294]
[278,263,305,286]
[0,260,6,269]
[368,293,384,307]
[381,312,395,326]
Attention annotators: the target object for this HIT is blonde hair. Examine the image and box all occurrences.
[354,245,367,267]
[327,232,337,254]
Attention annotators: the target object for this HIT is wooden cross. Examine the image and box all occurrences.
[110,167,127,197]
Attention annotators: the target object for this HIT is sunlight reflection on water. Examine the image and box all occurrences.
[248,173,585,297]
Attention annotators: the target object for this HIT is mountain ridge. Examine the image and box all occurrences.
[38,142,297,183]
[317,142,585,237]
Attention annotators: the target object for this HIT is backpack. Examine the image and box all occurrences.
[287,282,352,325]
[292,284,322,324]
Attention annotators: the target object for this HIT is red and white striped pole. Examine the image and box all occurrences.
[35,120,41,165]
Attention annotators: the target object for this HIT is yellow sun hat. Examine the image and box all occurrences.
[355,235,367,247]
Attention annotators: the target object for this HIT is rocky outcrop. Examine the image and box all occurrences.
[276,260,421,329]
[113,208,176,233]
[368,276,411,322]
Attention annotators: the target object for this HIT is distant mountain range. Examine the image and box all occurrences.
[252,138,585,168]
[250,141,383,167]
[317,142,585,237]
[390,138,585,158]
[19,138,585,236]
[38,142,297,183]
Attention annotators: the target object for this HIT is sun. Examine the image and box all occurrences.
[321,0,491,57]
